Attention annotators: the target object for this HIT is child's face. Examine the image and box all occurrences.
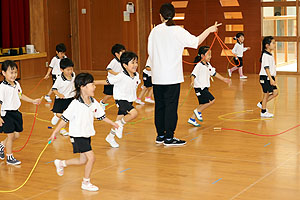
[2,67,18,83]
[81,82,96,97]
[202,50,212,63]
[115,50,126,60]
[268,39,276,50]
[238,36,245,43]
[124,58,138,74]
[61,67,74,77]
[56,51,65,59]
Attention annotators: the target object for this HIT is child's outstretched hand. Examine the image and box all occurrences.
[58,94,65,99]
[190,80,194,87]
[112,122,119,129]
[48,133,56,143]
[247,47,251,50]
[44,74,50,80]
[224,78,231,85]
[33,97,42,105]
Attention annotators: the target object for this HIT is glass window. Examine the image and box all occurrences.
[275,41,297,72]
[262,0,295,2]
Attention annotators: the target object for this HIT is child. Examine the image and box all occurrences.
[100,44,126,110]
[44,43,67,102]
[95,51,140,148]
[50,58,75,136]
[188,46,231,127]
[48,73,118,191]
[0,60,41,165]
[135,57,155,105]
[228,33,250,79]
[257,36,278,118]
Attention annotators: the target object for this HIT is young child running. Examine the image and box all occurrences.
[0,60,41,165]
[50,58,75,136]
[135,57,155,105]
[95,51,140,148]
[100,44,126,110]
[44,43,67,102]
[48,73,118,191]
[188,46,231,127]
[257,36,278,118]
[228,33,250,79]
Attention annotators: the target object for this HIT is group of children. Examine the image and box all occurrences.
[0,33,278,191]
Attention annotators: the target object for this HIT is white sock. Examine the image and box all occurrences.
[121,118,126,125]
[62,160,67,167]
[83,178,90,184]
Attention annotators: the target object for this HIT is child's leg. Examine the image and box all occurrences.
[238,67,246,77]
[266,89,278,103]
[138,87,147,100]
[261,93,269,110]
[83,151,95,179]
[46,88,52,96]
[101,95,112,104]
[122,109,138,123]
[65,153,87,166]
[229,66,238,72]
[191,100,215,119]
[5,133,16,155]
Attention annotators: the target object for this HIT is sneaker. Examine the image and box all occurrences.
[260,112,274,118]
[135,99,145,105]
[105,134,119,148]
[100,101,108,111]
[114,121,123,139]
[7,157,21,165]
[257,102,268,112]
[54,159,64,176]
[155,136,165,144]
[228,69,232,77]
[145,98,155,103]
[164,138,186,146]
[51,115,60,125]
[240,75,248,79]
[193,109,203,121]
[0,143,5,160]
[45,95,52,103]
[60,128,69,136]
[188,118,201,127]
[81,182,99,192]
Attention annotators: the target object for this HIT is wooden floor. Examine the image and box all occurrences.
[1,72,300,200]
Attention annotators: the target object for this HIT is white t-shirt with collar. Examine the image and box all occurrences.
[107,71,141,102]
[0,80,22,116]
[49,55,67,75]
[61,97,105,138]
[52,72,75,99]
[148,23,199,85]
[191,62,216,89]
[106,58,123,78]
[259,52,276,77]
[232,42,247,58]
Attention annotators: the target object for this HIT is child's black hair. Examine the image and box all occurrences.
[1,60,18,72]
[193,46,210,66]
[111,44,126,57]
[120,51,138,67]
[74,73,94,99]
[233,32,244,40]
[160,3,175,26]
[260,36,274,62]
[56,43,66,53]
[60,58,74,69]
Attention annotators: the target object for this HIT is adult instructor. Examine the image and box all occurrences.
[148,3,221,146]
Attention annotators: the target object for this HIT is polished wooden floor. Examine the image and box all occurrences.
[1,72,300,200]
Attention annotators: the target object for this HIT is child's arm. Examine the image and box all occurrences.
[107,69,119,76]
[145,66,151,71]
[265,68,276,86]
[94,80,109,85]
[215,73,231,84]
[44,68,52,79]
[52,89,65,98]
[48,120,67,142]
[21,94,42,105]
[102,117,119,129]
[190,75,195,87]
[0,104,3,126]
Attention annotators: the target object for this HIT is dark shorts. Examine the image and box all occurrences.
[194,87,215,104]
[70,136,92,153]
[143,73,153,88]
[260,75,277,93]
[234,57,243,68]
[51,98,74,113]
[103,85,114,95]
[115,100,134,115]
[0,110,23,133]
[52,74,57,85]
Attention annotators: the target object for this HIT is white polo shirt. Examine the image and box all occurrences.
[148,23,199,85]
[191,62,216,89]
[106,58,123,78]
[232,42,247,58]
[107,70,140,102]
[259,51,276,77]
[52,72,75,99]
[143,57,152,76]
[49,55,67,75]
[61,97,105,138]
[0,80,22,116]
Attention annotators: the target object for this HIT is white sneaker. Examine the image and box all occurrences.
[100,101,108,111]
[257,102,268,112]
[81,182,99,192]
[54,159,64,176]
[60,128,69,136]
[135,99,145,105]
[228,69,232,77]
[145,98,155,103]
[240,75,248,79]
[193,109,203,121]
[105,134,119,148]
[260,112,274,118]
[45,95,52,103]
[114,121,123,139]
[51,115,60,125]
[187,118,201,127]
